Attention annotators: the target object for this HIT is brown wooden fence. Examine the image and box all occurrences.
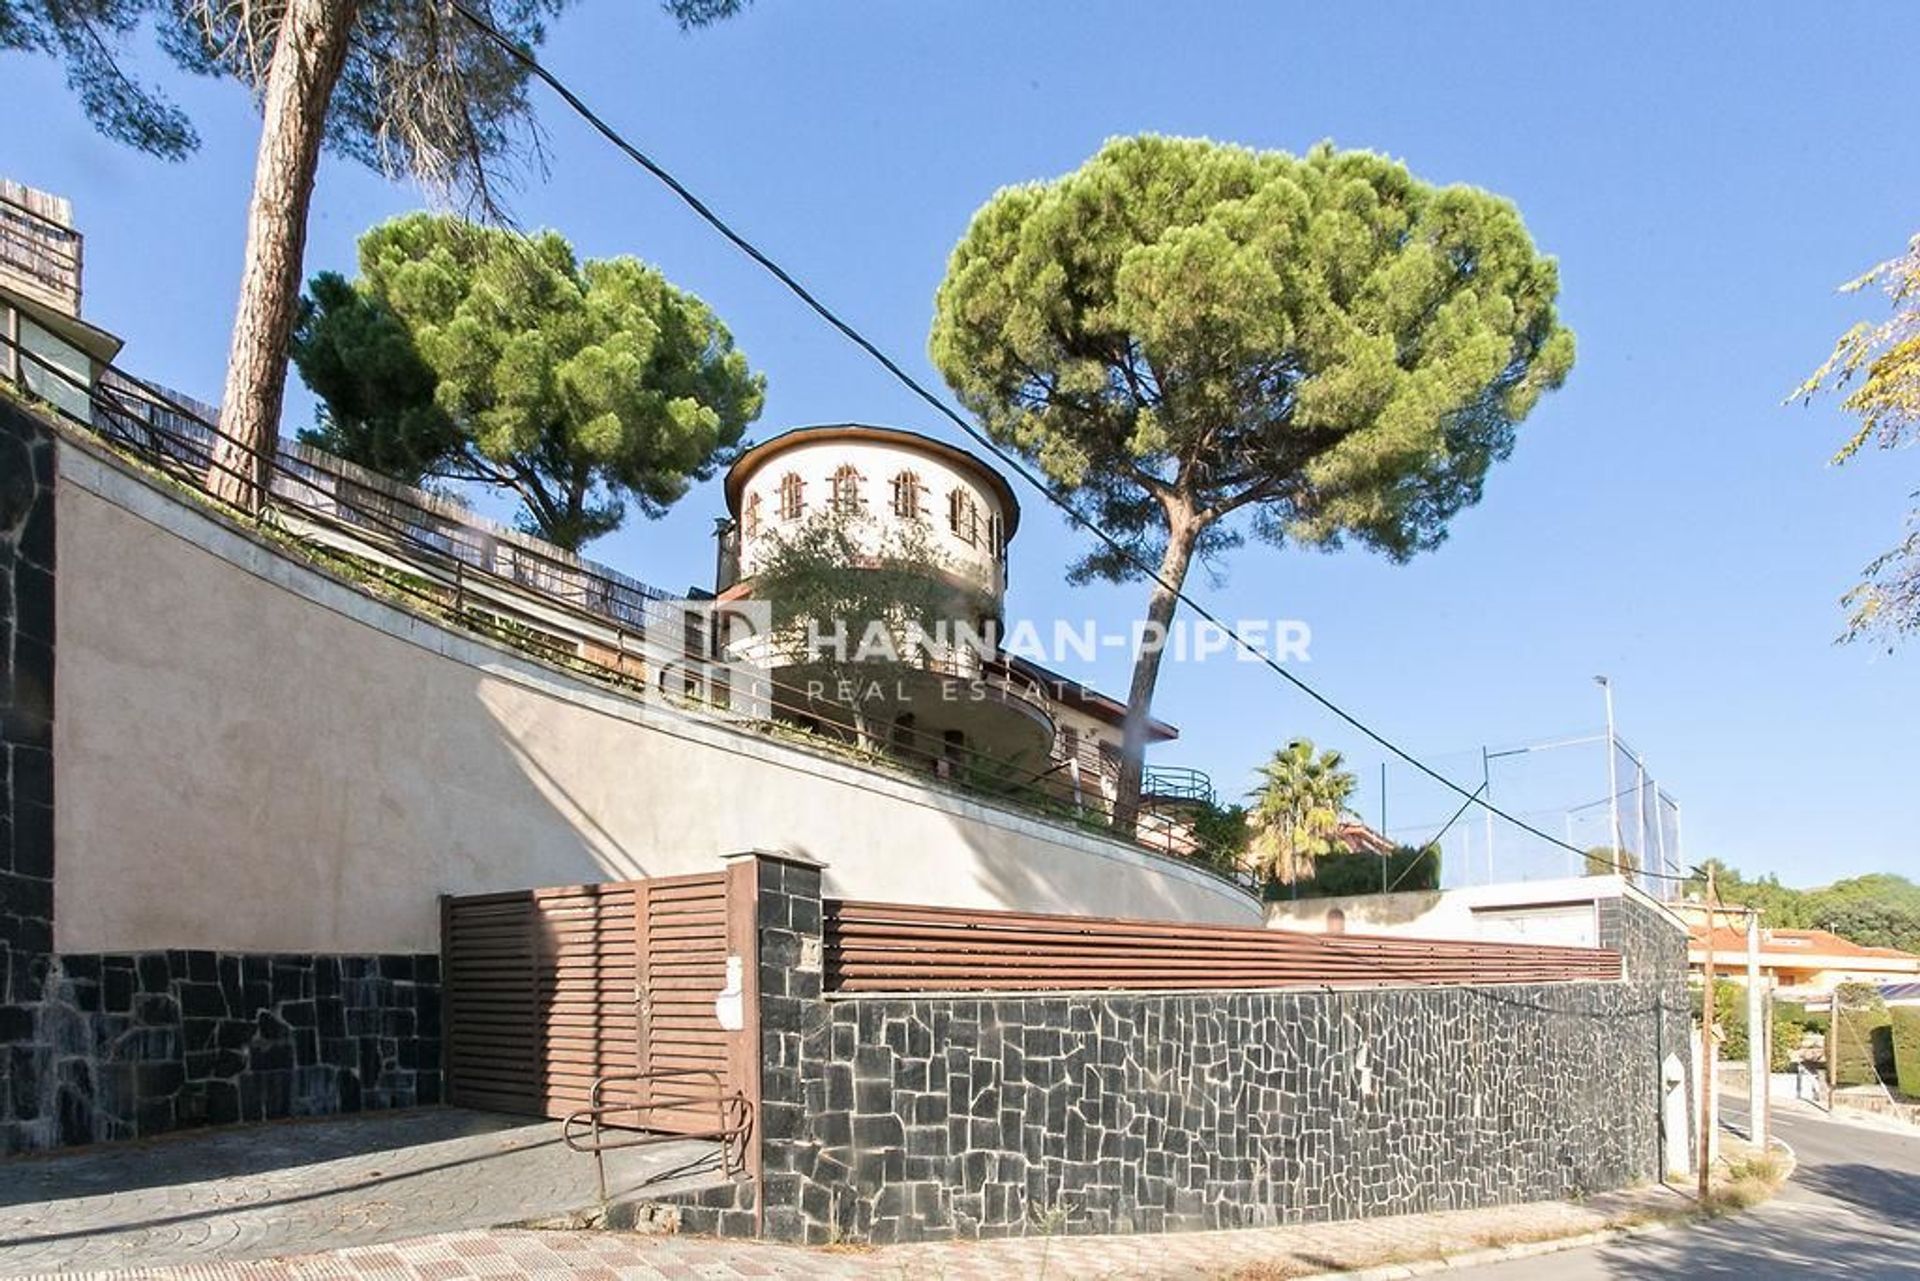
[824,900,1622,993]
[442,866,757,1133]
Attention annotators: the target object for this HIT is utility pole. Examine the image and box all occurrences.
[1699,863,1718,1200]
[1827,989,1839,1096]
[1595,676,1624,868]
[1747,908,1769,1151]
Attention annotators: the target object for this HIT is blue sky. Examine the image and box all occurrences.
[5,2,1916,885]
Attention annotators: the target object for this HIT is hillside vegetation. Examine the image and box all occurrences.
[1694,863,1920,954]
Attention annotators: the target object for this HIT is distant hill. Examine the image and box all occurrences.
[1693,864,1920,955]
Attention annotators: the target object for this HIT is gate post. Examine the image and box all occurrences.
[721,848,826,1241]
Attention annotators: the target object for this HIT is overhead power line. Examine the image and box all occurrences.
[443,0,1696,885]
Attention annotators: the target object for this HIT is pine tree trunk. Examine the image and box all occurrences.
[207,0,359,510]
[1111,514,1202,836]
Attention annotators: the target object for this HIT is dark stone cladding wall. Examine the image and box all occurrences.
[0,399,57,1154]
[22,951,442,1148]
[729,858,1689,1245]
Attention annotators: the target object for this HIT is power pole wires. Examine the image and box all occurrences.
[443,0,1706,888]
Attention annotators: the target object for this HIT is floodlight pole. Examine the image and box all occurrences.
[1595,676,1623,866]
[1481,746,1494,885]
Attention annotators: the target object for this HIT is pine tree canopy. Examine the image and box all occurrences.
[293,212,765,550]
[930,135,1576,582]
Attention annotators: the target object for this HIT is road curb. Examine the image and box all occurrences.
[1311,1129,1801,1280]
[1305,1217,1682,1280]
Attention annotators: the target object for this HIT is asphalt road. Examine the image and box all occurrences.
[1458,1101,1920,1278]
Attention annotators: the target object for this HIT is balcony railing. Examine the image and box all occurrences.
[92,369,673,631]
[1142,765,1217,806]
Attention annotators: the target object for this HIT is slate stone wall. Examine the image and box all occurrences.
[738,857,1690,1245]
[0,399,58,1154]
[27,951,442,1147]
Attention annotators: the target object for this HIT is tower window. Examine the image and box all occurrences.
[830,464,864,514]
[948,489,980,546]
[778,472,804,521]
[742,491,762,538]
[892,471,923,520]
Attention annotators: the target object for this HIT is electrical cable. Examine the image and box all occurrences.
[448,0,1698,882]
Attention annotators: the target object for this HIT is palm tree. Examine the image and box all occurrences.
[1247,739,1357,889]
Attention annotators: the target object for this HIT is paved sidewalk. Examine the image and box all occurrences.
[23,1185,1692,1280]
[0,1110,722,1277]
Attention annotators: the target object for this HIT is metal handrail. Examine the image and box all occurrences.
[89,368,675,625]
[561,1067,754,1202]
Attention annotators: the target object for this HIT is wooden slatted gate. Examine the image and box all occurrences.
[441,867,755,1135]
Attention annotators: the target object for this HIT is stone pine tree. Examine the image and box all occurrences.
[0,0,743,509]
[1794,232,1920,645]
[931,136,1574,830]
[292,212,765,550]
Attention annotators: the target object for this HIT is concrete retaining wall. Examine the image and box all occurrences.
[50,433,1257,959]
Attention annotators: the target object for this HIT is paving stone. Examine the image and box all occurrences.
[0,1108,726,1276]
[11,1182,1688,1281]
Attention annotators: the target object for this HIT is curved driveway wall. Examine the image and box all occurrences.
[0,413,1253,1151]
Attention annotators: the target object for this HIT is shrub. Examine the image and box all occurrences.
[1187,801,1251,874]
[1770,1010,1805,1072]
[1892,1007,1920,1098]
[1777,999,1828,1036]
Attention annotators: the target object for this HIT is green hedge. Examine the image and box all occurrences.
[1892,1007,1920,1098]
[1833,986,1896,1088]
[1777,999,1829,1036]
[1275,845,1441,900]
[1770,1011,1802,1071]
